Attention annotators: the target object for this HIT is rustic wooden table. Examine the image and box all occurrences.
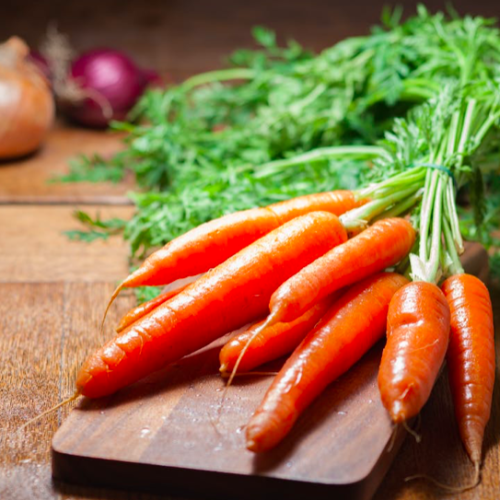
[1,1,500,497]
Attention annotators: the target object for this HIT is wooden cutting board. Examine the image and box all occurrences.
[51,243,489,500]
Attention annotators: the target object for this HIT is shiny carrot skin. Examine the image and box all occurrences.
[246,272,409,452]
[121,191,360,289]
[115,283,190,333]
[219,295,337,374]
[77,212,348,398]
[442,274,495,465]
[268,217,415,325]
[378,281,450,423]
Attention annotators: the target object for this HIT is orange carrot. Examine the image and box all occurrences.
[267,217,415,325]
[77,211,348,398]
[246,272,409,452]
[219,294,337,374]
[115,283,190,333]
[378,281,450,423]
[441,274,495,467]
[122,191,359,289]
[103,191,360,310]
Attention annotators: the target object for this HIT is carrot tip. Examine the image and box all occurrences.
[19,391,81,431]
[402,419,421,443]
[246,439,258,452]
[466,437,483,466]
[219,363,228,374]
[220,370,278,379]
[101,283,124,334]
[404,467,481,492]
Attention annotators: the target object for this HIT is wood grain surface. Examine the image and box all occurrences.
[0,205,134,282]
[0,122,131,205]
[1,1,499,499]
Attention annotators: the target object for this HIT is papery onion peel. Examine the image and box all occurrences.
[0,37,54,159]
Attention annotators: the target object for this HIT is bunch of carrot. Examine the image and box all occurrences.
[67,165,494,489]
[61,13,500,483]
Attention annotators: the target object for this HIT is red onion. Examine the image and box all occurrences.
[64,49,151,128]
[140,68,162,88]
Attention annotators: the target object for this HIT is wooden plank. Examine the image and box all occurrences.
[0,282,66,500]
[0,205,134,283]
[0,122,132,204]
[0,281,150,500]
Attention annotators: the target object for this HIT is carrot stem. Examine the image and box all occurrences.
[443,214,464,276]
[475,109,500,144]
[426,173,445,283]
[445,180,464,253]
[419,168,438,262]
[356,166,425,198]
[457,99,476,155]
[181,68,256,92]
[373,189,423,221]
[446,111,460,157]
[254,145,384,179]
[340,185,418,230]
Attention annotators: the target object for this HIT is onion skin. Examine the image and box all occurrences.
[140,68,162,88]
[0,37,54,159]
[28,51,51,80]
[64,49,148,128]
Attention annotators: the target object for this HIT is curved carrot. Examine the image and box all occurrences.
[219,294,337,374]
[267,217,415,325]
[115,283,190,333]
[441,274,495,466]
[122,191,360,289]
[102,190,360,328]
[246,272,409,452]
[77,211,348,398]
[378,281,450,423]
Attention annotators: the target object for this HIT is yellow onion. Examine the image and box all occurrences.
[0,37,54,159]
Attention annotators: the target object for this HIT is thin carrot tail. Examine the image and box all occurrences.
[19,391,81,431]
[401,419,421,443]
[225,318,273,388]
[101,283,124,334]
[220,371,278,378]
[217,319,272,424]
[405,460,480,492]
[262,309,283,330]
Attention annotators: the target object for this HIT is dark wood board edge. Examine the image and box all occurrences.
[52,424,405,500]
